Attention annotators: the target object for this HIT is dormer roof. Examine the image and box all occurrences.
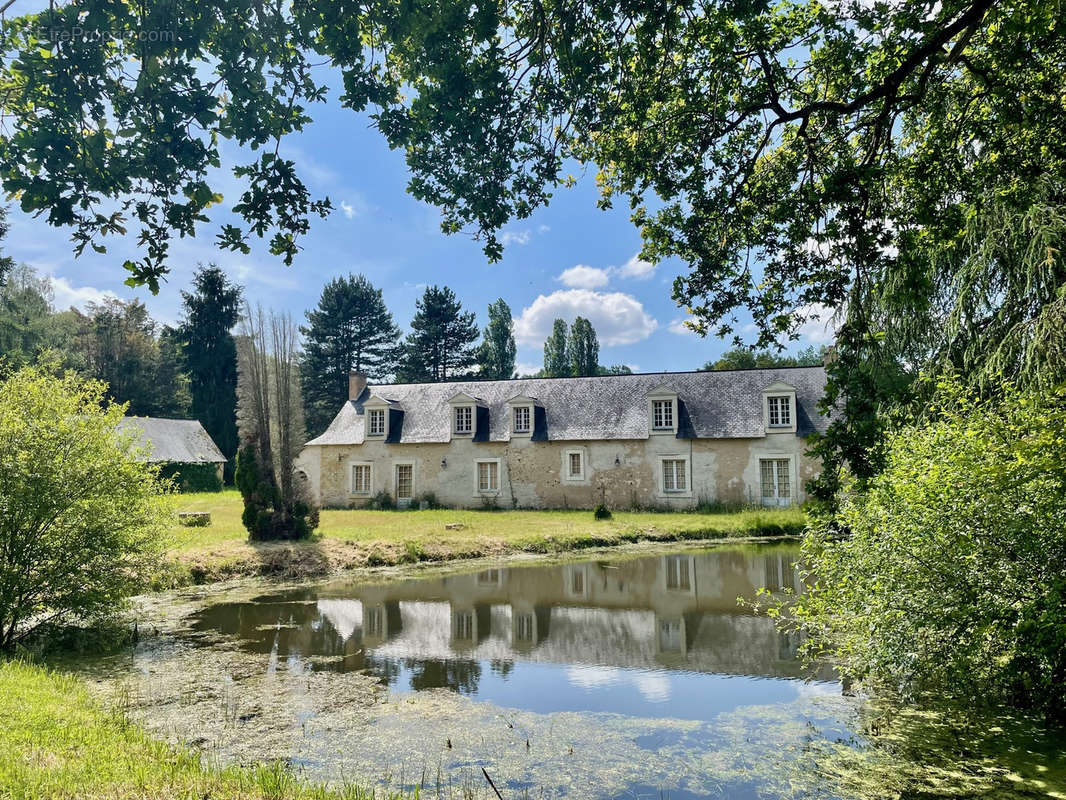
[304,367,829,446]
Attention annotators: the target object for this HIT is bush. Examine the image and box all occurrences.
[0,366,169,650]
[158,462,223,492]
[788,380,1066,719]
[365,490,395,510]
[593,503,612,520]
[235,445,315,540]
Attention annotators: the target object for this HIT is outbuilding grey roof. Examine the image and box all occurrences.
[117,417,227,464]
[305,366,829,446]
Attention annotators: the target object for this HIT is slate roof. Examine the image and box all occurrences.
[305,366,829,446]
[117,417,227,464]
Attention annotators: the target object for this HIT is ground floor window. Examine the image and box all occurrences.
[659,619,683,652]
[477,460,499,492]
[395,463,413,500]
[662,458,688,492]
[453,610,475,641]
[664,555,692,591]
[514,613,535,643]
[759,458,792,506]
[350,463,371,494]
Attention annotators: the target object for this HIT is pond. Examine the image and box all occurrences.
[72,542,1066,799]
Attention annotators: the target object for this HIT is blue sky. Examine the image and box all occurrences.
[4,70,835,376]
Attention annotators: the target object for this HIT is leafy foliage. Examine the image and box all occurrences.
[177,265,243,478]
[477,298,517,379]
[301,274,400,433]
[702,345,827,372]
[159,463,224,494]
[569,317,599,377]
[0,365,168,649]
[542,318,570,378]
[0,264,53,366]
[396,286,479,382]
[785,380,1066,719]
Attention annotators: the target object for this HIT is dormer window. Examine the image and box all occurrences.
[367,408,386,436]
[652,399,674,430]
[767,395,792,427]
[761,381,798,433]
[454,405,473,435]
[513,405,531,433]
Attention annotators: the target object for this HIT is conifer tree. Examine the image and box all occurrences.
[397,286,479,382]
[542,318,570,377]
[478,298,517,379]
[569,317,599,377]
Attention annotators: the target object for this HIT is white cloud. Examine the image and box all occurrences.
[634,673,671,703]
[515,362,542,377]
[537,224,551,234]
[668,316,698,336]
[500,229,531,246]
[340,201,356,219]
[514,289,658,347]
[556,265,610,290]
[616,253,656,280]
[49,277,117,310]
[793,303,839,344]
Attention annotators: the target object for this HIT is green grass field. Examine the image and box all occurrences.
[161,490,807,585]
[0,660,405,800]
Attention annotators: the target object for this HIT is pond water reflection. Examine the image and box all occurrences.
[188,544,835,721]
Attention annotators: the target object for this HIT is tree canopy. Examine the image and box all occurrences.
[0,364,168,649]
[300,274,400,433]
[569,317,599,377]
[478,298,517,380]
[542,318,570,378]
[397,285,479,382]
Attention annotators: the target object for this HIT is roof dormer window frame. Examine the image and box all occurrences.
[362,394,399,439]
[761,381,798,434]
[647,385,679,436]
[448,392,485,439]
[506,394,542,439]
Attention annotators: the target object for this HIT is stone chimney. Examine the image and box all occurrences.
[348,371,368,401]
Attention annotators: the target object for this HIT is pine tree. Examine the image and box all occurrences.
[178,265,242,476]
[542,318,570,377]
[569,317,599,377]
[300,274,400,433]
[478,298,517,379]
[397,286,479,382]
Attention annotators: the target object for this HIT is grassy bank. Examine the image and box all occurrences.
[0,660,404,800]
[162,490,806,585]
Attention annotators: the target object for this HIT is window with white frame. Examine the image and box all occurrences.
[477,460,499,493]
[367,408,386,436]
[759,458,792,506]
[563,450,585,480]
[513,405,531,433]
[350,463,372,494]
[514,613,534,642]
[659,619,683,652]
[664,555,692,591]
[454,405,473,434]
[652,399,674,430]
[662,458,687,492]
[767,395,792,427]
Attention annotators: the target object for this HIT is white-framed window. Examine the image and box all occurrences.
[652,399,674,430]
[767,395,792,427]
[367,408,386,436]
[662,458,688,493]
[663,555,693,591]
[562,448,586,482]
[476,459,499,493]
[514,612,535,643]
[454,405,473,435]
[394,462,414,501]
[513,405,531,433]
[759,458,792,506]
[350,462,372,495]
[453,610,475,641]
[659,618,683,652]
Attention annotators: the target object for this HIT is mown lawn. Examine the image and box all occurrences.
[161,490,807,585]
[0,660,404,800]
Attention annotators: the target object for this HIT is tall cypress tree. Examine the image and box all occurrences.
[478,298,517,379]
[570,316,599,377]
[542,318,570,377]
[300,274,400,434]
[397,285,479,382]
[178,265,242,477]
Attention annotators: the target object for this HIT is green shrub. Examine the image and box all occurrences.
[235,445,314,540]
[365,490,395,510]
[593,503,612,520]
[0,366,169,650]
[788,380,1066,719]
[158,462,223,492]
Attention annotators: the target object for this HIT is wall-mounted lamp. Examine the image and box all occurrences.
[441,457,448,469]
[614,456,621,466]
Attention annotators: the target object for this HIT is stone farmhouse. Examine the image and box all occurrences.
[296,366,829,510]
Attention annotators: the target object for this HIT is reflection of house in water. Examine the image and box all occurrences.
[190,547,828,685]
